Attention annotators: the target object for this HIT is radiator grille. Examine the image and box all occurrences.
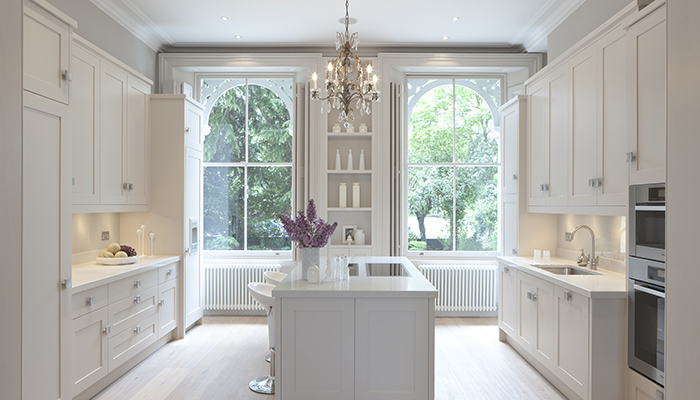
[204,262,280,312]
[418,263,498,316]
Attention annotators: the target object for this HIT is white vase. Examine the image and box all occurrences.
[339,183,347,208]
[347,150,353,171]
[352,182,360,208]
[359,149,366,170]
[301,247,320,281]
[355,229,365,245]
[335,149,342,170]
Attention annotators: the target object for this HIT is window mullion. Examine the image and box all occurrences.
[452,80,457,251]
[244,80,249,251]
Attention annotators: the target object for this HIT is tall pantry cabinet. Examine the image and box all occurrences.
[22,0,76,399]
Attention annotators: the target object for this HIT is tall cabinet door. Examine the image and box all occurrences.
[22,91,72,400]
[547,66,569,206]
[569,45,598,206]
[598,28,629,206]
[527,79,549,206]
[126,77,150,205]
[628,5,667,185]
[554,286,590,400]
[499,263,518,339]
[71,44,100,205]
[184,147,203,328]
[99,63,128,204]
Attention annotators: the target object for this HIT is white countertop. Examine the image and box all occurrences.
[72,255,180,293]
[497,256,627,299]
[272,256,438,298]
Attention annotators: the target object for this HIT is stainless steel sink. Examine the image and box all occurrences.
[535,265,601,275]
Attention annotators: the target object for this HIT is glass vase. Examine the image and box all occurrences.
[301,247,320,281]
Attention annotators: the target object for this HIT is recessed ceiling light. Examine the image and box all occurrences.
[442,36,449,40]
[452,17,459,21]
[220,16,228,21]
[234,35,242,39]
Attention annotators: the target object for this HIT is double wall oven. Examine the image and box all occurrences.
[628,183,665,387]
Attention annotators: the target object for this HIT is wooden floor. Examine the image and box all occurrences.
[93,316,566,400]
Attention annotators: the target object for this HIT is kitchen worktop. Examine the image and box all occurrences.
[72,255,180,293]
[497,256,627,298]
[272,256,438,298]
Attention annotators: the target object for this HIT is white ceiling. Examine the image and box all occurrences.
[90,0,587,53]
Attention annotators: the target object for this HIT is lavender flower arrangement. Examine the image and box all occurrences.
[277,199,338,248]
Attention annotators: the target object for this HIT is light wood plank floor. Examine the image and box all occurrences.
[93,316,566,400]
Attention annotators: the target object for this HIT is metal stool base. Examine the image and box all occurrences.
[249,375,275,394]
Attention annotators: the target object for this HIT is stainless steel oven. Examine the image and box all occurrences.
[630,184,666,262]
[628,257,665,386]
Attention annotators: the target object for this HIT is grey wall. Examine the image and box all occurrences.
[547,0,629,62]
[47,0,157,81]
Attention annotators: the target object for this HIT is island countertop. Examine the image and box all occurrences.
[272,256,438,298]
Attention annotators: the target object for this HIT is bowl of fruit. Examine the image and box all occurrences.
[96,243,138,265]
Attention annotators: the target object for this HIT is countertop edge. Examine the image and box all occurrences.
[72,255,181,293]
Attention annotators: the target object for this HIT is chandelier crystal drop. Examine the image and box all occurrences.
[310,0,380,128]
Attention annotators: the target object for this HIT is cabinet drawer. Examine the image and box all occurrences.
[158,263,178,284]
[72,284,109,319]
[109,269,157,302]
[108,313,158,371]
[109,286,158,335]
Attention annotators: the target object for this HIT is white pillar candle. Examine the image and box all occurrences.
[339,183,347,208]
[335,149,342,170]
[352,182,360,208]
[359,149,366,170]
[347,149,353,171]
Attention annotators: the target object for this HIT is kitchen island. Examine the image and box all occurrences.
[272,256,438,400]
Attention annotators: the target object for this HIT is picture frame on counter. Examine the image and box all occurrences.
[342,225,357,244]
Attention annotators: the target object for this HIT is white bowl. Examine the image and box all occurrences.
[96,256,138,265]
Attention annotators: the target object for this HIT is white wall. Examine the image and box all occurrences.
[0,1,23,397]
[46,0,157,81]
[547,0,629,62]
[72,213,121,254]
[557,214,626,273]
[666,0,700,397]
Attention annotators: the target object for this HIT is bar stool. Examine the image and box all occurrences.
[247,282,276,394]
[264,271,288,286]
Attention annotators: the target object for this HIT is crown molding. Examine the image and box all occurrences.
[510,0,587,52]
[90,0,173,51]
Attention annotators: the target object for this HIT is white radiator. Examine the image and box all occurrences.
[204,262,281,313]
[418,263,498,316]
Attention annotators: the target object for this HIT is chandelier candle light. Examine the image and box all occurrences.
[310,0,380,127]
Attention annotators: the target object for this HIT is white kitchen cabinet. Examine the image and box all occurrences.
[517,271,555,368]
[72,307,109,395]
[527,65,569,207]
[146,95,205,331]
[279,297,356,400]
[568,45,599,207]
[627,4,667,185]
[185,101,204,150]
[72,42,100,205]
[498,263,518,339]
[23,0,74,104]
[71,262,179,398]
[553,286,590,399]
[355,298,429,400]
[71,36,152,212]
[628,367,664,400]
[501,194,519,258]
[500,96,526,196]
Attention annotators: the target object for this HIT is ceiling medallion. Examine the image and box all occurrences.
[310,0,380,127]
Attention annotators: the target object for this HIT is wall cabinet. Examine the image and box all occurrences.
[627,4,667,185]
[71,36,152,212]
[71,263,178,397]
[498,260,625,400]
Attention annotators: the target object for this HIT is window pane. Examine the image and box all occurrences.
[204,84,246,163]
[248,80,294,163]
[247,166,293,250]
[454,85,499,163]
[203,166,244,250]
[408,83,453,163]
[455,166,498,251]
[407,166,453,251]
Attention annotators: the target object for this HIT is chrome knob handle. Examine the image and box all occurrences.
[158,299,165,307]
[134,325,141,335]
[503,266,509,274]
[62,70,72,82]
[626,152,636,162]
[103,325,111,335]
[133,295,141,304]
[564,291,572,301]
[134,280,141,288]
[512,174,518,181]
[86,296,95,306]
[166,269,173,276]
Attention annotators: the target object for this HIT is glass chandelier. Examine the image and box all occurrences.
[310,0,380,127]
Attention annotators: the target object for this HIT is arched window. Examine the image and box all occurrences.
[405,78,501,253]
[201,78,294,252]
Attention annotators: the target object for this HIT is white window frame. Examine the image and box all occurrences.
[200,75,296,259]
[404,75,503,259]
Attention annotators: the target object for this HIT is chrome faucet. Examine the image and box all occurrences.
[567,225,599,270]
